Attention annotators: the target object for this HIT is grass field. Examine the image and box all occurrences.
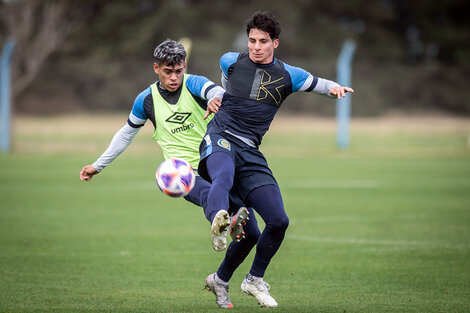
[1,114,469,313]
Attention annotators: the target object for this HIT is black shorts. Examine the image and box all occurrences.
[199,132,278,201]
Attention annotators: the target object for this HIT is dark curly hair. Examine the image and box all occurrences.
[153,39,186,66]
[246,11,281,39]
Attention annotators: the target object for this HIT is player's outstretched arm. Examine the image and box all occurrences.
[79,123,141,182]
[329,86,354,99]
[80,165,99,182]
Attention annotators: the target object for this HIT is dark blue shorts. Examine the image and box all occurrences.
[198,133,278,201]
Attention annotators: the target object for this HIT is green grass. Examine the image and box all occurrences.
[0,116,469,312]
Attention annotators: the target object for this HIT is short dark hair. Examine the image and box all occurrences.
[246,11,281,39]
[153,39,186,66]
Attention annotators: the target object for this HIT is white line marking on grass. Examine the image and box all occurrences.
[287,234,470,250]
[281,179,385,189]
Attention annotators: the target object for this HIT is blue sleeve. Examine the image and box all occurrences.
[131,87,151,120]
[186,74,210,99]
[283,63,313,92]
[220,52,239,78]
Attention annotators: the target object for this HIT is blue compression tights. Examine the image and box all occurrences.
[206,152,289,281]
[206,152,235,222]
[216,184,289,281]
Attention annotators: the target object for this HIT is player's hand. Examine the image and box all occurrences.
[329,86,354,99]
[80,165,99,182]
[204,97,222,119]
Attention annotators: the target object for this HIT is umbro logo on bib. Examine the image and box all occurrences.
[166,112,192,124]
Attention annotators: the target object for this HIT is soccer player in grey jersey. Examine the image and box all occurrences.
[201,11,354,308]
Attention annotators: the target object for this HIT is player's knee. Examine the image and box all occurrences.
[278,215,290,232]
[268,215,289,233]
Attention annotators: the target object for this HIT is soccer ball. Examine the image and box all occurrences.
[155,158,196,197]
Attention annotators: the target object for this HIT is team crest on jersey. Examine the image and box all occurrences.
[166,112,192,124]
[217,139,231,151]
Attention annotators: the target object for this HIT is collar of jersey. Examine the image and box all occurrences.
[248,56,277,68]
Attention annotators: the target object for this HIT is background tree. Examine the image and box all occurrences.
[1,0,92,98]
[1,0,469,115]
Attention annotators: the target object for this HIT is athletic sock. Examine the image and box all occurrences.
[246,273,261,282]
[215,273,228,286]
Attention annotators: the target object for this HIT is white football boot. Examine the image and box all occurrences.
[211,210,230,251]
[241,274,278,308]
[204,273,233,308]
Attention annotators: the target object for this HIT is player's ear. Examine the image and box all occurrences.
[153,62,160,75]
[273,39,279,49]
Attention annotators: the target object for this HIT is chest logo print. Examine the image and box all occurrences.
[257,71,284,105]
[166,112,192,124]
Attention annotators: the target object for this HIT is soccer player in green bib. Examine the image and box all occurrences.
[80,39,249,258]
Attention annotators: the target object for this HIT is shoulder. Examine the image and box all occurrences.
[282,61,309,80]
[136,86,152,101]
[221,52,240,65]
[220,52,240,73]
[185,74,212,99]
[281,61,312,92]
[131,86,152,120]
[186,74,210,87]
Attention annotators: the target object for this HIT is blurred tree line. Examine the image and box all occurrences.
[1,0,469,116]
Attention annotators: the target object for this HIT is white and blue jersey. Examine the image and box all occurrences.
[206,52,337,147]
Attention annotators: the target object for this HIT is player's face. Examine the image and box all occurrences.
[247,28,279,64]
[153,61,186,92]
